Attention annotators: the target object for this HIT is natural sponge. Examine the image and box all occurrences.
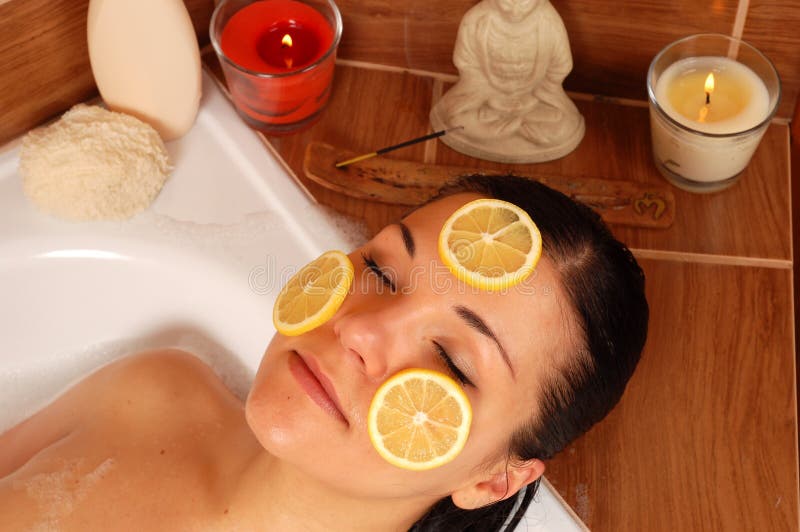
[19,104,171,221]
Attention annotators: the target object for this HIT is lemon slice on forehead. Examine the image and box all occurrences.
[438,198,542,291]
[367,369,472,471]
[273,250,354,336]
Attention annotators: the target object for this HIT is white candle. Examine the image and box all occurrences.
[656,57,769,134]
[650,56,770,186]
[648,33,780,194]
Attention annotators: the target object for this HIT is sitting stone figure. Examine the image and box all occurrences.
[430,0,585,163]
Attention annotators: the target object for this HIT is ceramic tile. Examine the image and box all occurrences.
[548,261,797,531]
[742,0,800,119]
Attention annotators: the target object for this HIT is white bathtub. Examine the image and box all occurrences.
[0,72,585,532]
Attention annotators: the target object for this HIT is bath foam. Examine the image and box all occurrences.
[14,457,116,532]
[125,204,368,271]
[310,204,370,249]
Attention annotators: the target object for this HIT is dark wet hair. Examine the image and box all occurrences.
[410,175,649,531]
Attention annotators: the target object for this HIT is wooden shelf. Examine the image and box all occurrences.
[204,53,798,530]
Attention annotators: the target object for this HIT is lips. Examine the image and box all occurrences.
[289,350,348,426]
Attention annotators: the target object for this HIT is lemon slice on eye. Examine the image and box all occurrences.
[367,368,472,471]
[438,198,542,291]
[272,250,354,336]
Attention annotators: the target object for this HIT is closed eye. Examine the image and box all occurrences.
[361,253,396,292]
[433,341,474,388]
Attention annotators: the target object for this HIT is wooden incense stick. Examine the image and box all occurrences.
[334,126,463,168]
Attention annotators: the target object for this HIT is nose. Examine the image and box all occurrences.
[333,308,389,381]
[333,298,421,382]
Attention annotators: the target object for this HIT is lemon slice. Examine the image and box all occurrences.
[367,368,472,471]
[273,250,354,336]
[438,198,542,291]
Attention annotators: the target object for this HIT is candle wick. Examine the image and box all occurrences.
[705,92,710,105]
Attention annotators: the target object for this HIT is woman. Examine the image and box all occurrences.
[0,175,648,531]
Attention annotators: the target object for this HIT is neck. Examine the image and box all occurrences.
[219,437,434,531]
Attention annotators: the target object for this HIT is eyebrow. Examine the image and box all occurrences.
[396,222,415,257]
[454,305,516,379]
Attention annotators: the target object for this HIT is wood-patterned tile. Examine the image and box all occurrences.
[0,0,95,147]
[546,260,797,531]
[553,0,739,103]
[335,0,468,75]
[742,0,800,123]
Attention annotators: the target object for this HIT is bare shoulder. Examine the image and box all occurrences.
[0,349,240,479]
[77,348,243,426]
[95,349,229,399]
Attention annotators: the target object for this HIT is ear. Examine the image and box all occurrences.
[450,459,546,510]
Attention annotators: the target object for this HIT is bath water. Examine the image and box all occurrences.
[0,204,368,432]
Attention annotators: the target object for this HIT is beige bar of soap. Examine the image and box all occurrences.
[87,0,202,140]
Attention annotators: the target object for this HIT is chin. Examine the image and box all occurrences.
[245,354,302,450]
[245,393,373,494]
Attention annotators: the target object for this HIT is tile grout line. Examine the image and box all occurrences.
[630,248,792,269]
[335,58,459,82]
[732,0,750,41]
[728,0,750,57]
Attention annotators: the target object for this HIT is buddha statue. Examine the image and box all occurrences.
[430,0,585,163]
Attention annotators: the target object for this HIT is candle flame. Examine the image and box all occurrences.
[281,34,293,68]
[704,73,715,95]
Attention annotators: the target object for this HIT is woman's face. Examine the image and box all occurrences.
[246,193,574,502]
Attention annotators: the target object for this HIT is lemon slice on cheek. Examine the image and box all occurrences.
[367,369,472,471]
[272,250,354,336]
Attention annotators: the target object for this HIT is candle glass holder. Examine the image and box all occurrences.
[647,34,780,193]
[210,0,342,135]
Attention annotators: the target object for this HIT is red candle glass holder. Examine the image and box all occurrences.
[210,0,342,135]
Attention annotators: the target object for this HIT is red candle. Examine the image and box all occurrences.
[212,0,341,133]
